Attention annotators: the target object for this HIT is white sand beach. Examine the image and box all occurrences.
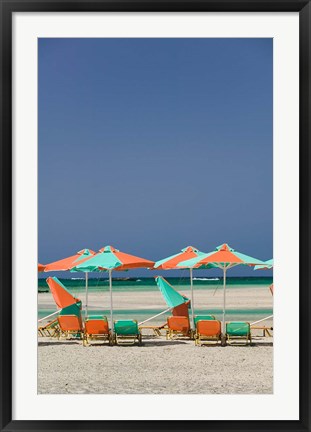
[38,335,273,395]
[38,285,273,394]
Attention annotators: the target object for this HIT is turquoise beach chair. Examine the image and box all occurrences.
[226,322,251,345]
[113,320,142,346]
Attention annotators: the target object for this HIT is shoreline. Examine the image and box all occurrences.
[38,285,273,324]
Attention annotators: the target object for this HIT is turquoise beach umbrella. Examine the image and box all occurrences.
[178,243,266,336]
[154,246,206,328]
[71,246,154,333]
[43,248,96,317]
[155,276,189,309]
[254,259,273,271]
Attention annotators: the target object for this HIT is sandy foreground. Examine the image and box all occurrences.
[38,335,273,395]
[38,286,273,395]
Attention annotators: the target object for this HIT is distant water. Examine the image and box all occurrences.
[38,276,273,293]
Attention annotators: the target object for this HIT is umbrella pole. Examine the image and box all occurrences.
[190,268,195,329]
[222,266,227,335]
[109,269,114,335]
[85,272,88,318]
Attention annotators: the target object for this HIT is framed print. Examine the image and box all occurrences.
[1,1,310,431]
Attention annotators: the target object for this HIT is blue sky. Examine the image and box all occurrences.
[38,38,272,277]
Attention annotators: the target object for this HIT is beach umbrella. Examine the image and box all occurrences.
[47,276,81,310]
[38,263,45,272]
[155,276,190,311]
[46,276,82,317]
[44,249,95,271]
[177,243,265,335]
[254,259,273,271]
[43,249,95,316]
[254,259,273,296]
[71,245,155,332]
[154,246,206,328]
[155,276,190,319]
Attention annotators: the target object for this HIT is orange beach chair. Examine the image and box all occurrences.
[166,316,191,340]
[194,320,222,346]
[83,316,112,346]
[57,315,84,340]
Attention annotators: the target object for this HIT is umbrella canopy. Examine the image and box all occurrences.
[47,276,79,309]
[155,276,190,319]
[179,243,264,269]
[254,259,273,271]
[38,263,45,272]
[72,246,155,332]
[254,259,273,296]
[178,243,265,336]
[44,248,95,317]
[154,246,205,328]
[155,276,189,309]
[46,276,82,317]
[154,246,205,270]
[43,249,95,272]
[72,245,154,272]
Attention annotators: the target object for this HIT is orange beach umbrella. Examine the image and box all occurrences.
[43,249,95,272]
[47,276,80,309]
[178,243,266,334]
[44,249,95,316]
[154,246,206,328]
[254,259,273,296]
[72,245,155,331]
[38,263,45,272]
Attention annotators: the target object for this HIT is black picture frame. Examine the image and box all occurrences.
[1,1,310,431]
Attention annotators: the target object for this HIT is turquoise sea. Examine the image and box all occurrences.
[38,276,273,323]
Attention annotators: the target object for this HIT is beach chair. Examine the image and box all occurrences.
[139,323,168,337]
[194,319,222,346]
[113,320,142,346]
[250,325,273,337]
[226,322,251,345]
[38,318,60,337]
[166,316,191,340]
[57,315,84,340]
[83,315,112,346]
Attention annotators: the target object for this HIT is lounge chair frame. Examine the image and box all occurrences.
[38,318,60,338]
[139,324,167,337]
[194,332,222,346]
[251,325,273,337]
[113,332,142,346]
[226,322,252,346]
[83,332,113,346]
[166,328,193,340]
